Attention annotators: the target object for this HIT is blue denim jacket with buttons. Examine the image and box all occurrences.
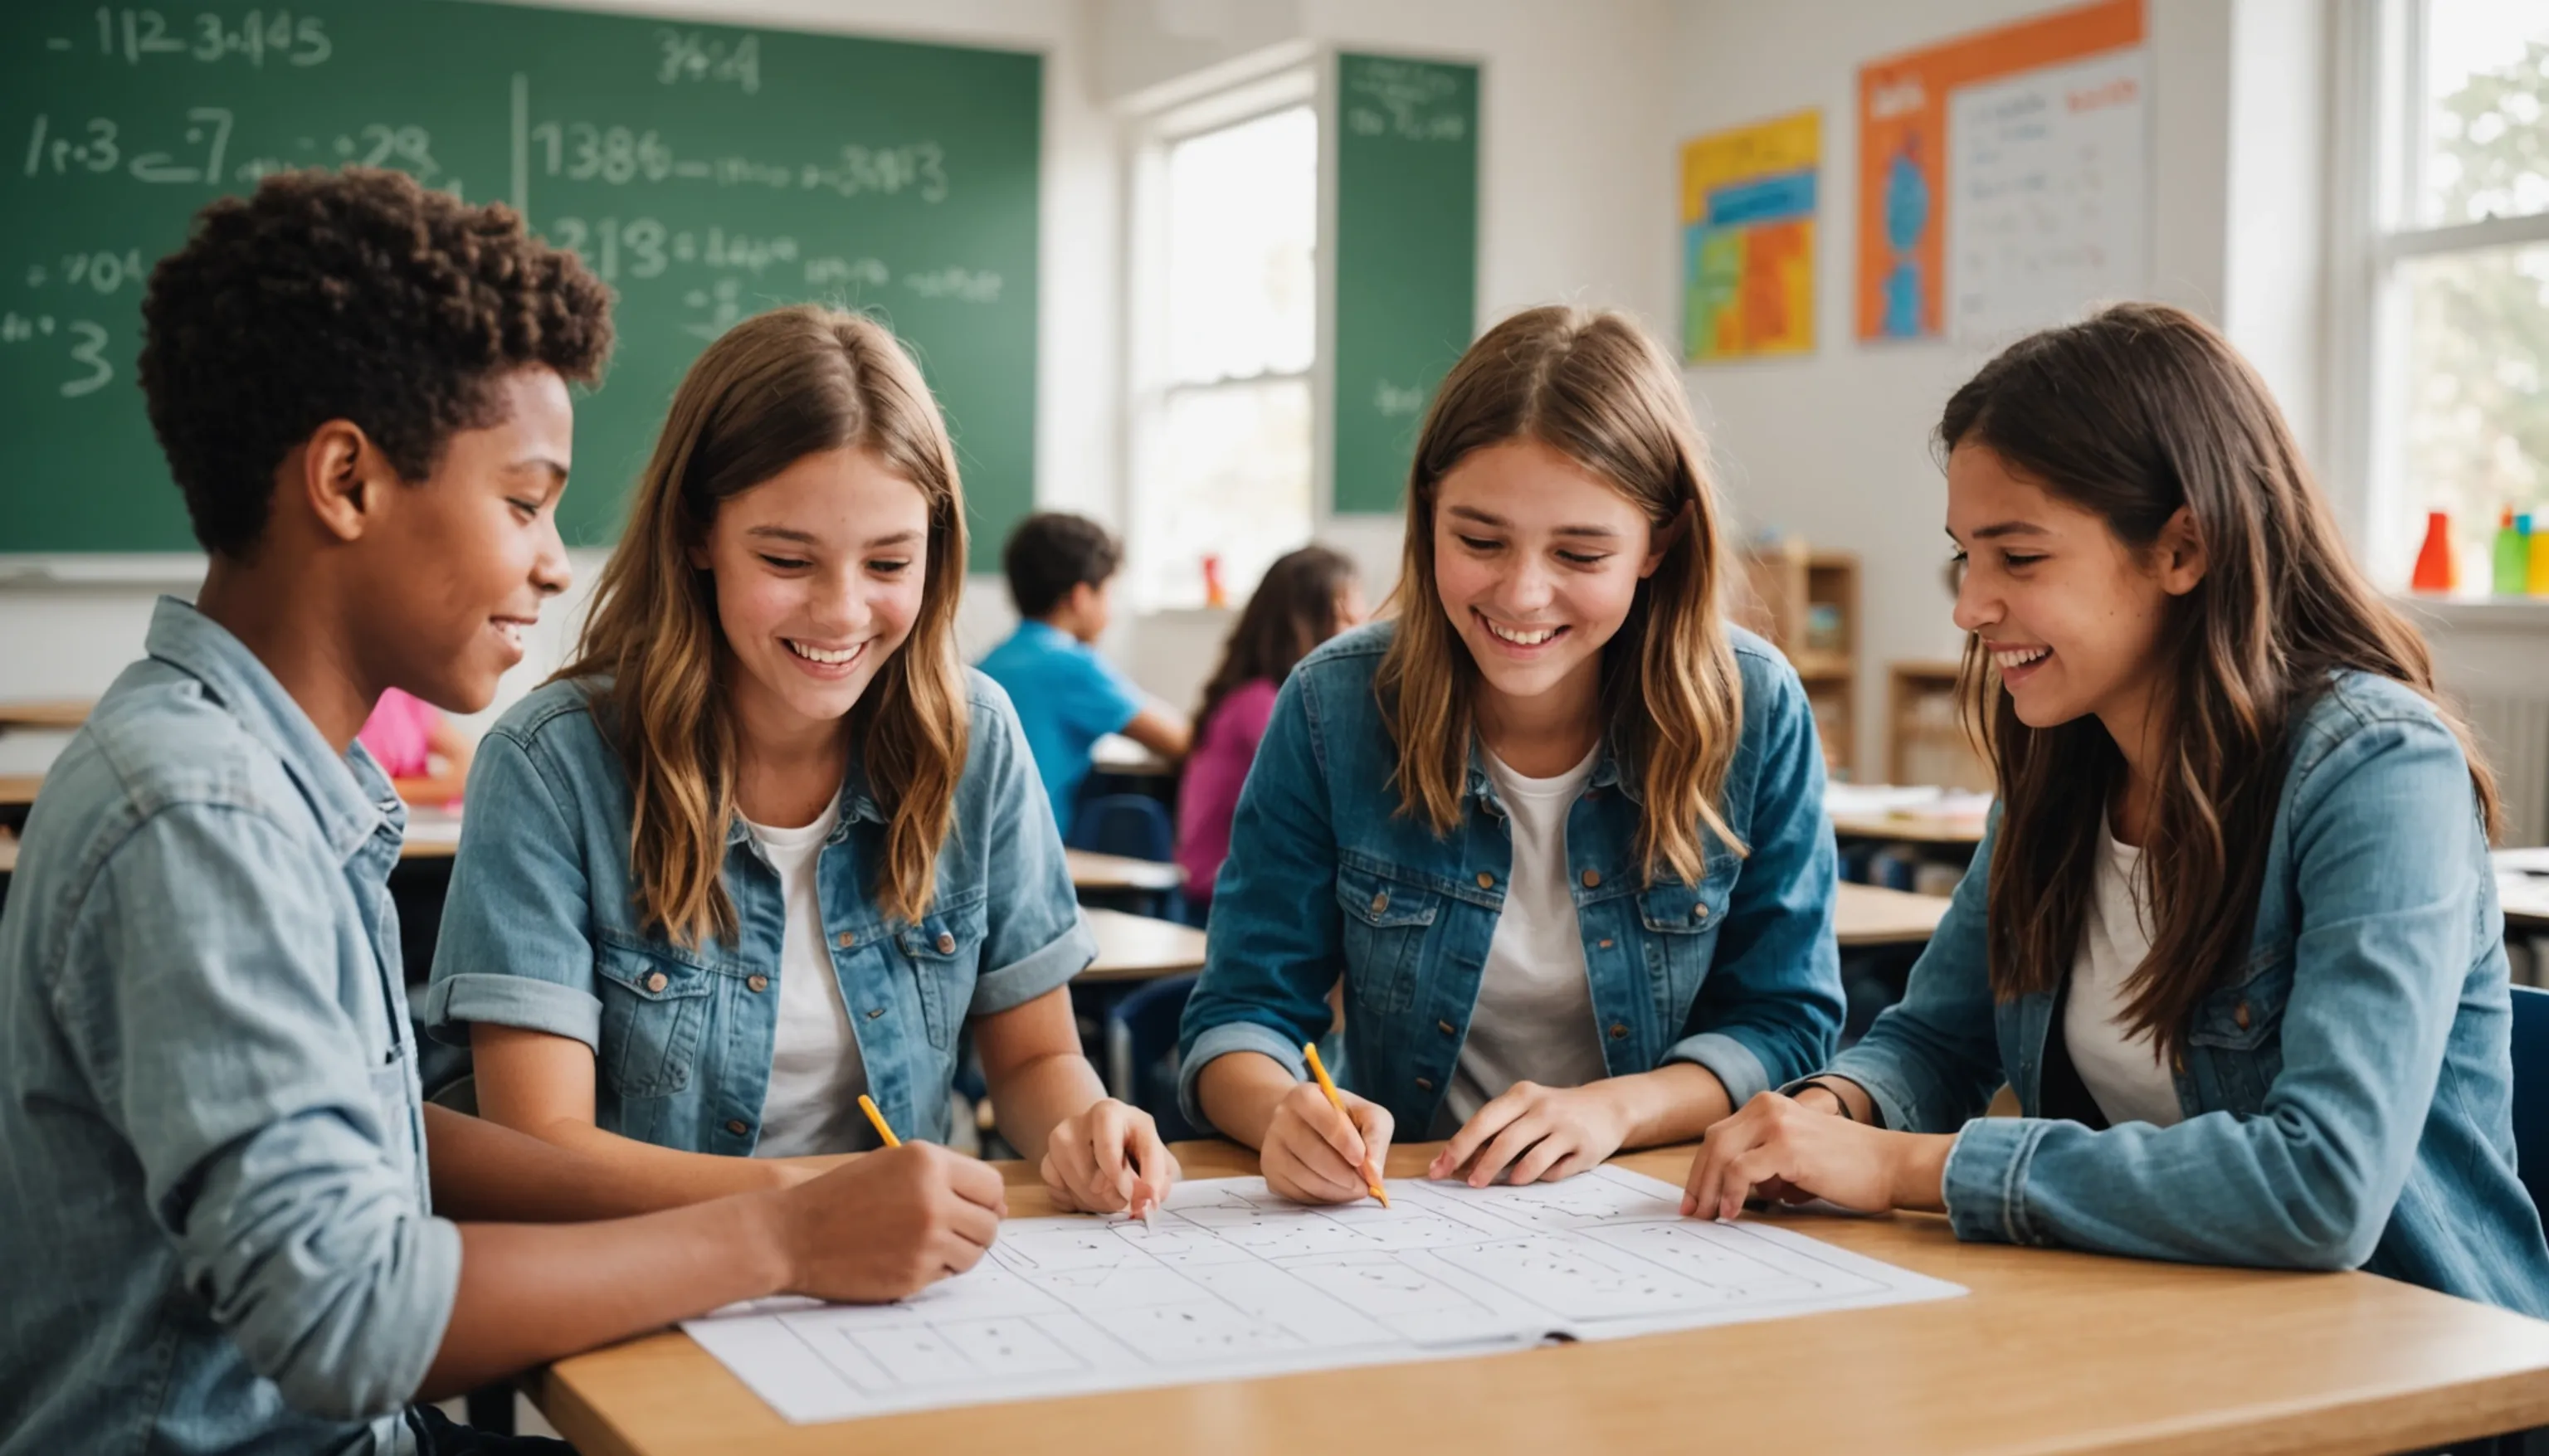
[425,670,1095,1152]
[1177,621,1844,1137]
[1824,671,2549,1314]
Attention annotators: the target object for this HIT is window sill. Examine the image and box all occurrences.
[2393,595,2549,636]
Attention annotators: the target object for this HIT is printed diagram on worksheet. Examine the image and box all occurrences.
[682,1166,1966,1424]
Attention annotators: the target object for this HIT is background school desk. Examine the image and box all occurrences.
[1077,907,1208,983]
[0,699,91,733]
[1829,807,1988,846]
[527,1137,2549,1456]
[1834,880,1950,947]
[1068,850,1186,896]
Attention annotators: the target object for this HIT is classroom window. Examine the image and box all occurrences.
[2363,0,2549,587]
[1128,95,1318,611]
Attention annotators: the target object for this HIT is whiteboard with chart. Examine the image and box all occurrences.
[0,2,1040,562]
[684,1166,1966,1424]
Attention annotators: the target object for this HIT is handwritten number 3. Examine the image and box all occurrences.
[61,322,112,398]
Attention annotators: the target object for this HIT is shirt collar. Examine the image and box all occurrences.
[1460,728,1643,811]
[143,596,401,863]
[720,752,888,847]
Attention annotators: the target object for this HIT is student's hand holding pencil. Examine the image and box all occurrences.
[772,1141,1008,1303]
[1041,1098,1182,1218]
[1262,1070,1394,1205]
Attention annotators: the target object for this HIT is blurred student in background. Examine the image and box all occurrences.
[1177,546,1366,918]
[977,512,1189,834]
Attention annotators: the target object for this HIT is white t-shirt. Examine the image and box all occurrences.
[2060,816,2185,1128]
[742,800,877,1157]
[1440,746,1613,1132]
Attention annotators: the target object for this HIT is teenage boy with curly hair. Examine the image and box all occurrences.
[0,168,1007,1455]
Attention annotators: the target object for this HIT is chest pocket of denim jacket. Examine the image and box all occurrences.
[896,887,989,1051]
[594,942,715,1098]
[1336,863,1440,1015]
[1635,869,1733,1029]
[2184,947,2295,1111]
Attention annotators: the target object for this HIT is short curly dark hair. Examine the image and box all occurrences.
[139,167,614,557]
[1002,512,1121,619]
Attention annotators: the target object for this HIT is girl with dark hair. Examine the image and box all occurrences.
[1686,303,2549,1315]
[1175,546,1367,910]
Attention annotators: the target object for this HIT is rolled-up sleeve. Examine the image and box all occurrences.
[1931,716,2483,1271]
[59,806,459,1420]
[424,728,602,1049]
[1666,655,1844,1103]
[967,689,1095,1015]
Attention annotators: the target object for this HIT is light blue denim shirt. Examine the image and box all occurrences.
[1825,671,2549,1314]
[1177,621,1844,1137]
[0,598,455,1456]
[425,670,1095,1151]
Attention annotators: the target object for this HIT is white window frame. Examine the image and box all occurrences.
[2329,0,2549,594]
[1121,62,1323,613]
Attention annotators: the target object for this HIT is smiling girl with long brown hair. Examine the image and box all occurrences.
[427,305,1176,1257]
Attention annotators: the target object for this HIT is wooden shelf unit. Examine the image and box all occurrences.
[1736,543,1859,779]
[1887,659,1993,791]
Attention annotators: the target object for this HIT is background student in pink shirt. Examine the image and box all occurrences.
[356,685,475,806]
[1177,546,1365,916]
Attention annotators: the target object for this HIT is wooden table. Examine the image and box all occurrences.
[1078,907,1206,983]
[1830,808,1986,845]
[1067,849,1184,894]
[530,1137,2549,1456]
[1834,879,1950,947]
[0,699,91,733]
[1089,733,1177,778]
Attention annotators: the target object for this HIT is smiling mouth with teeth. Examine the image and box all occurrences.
[787,640,865,665]
[1990,644,2051,670]
[1479,614,1563,647]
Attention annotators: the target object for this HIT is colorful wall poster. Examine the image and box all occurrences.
[1856,0,2147,343]
[1681,108,1820,362]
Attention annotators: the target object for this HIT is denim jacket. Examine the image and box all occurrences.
[425,670,1094,1151]
[1178,621,1843,1137]
[1825,671,2549,1314]
[0,599,452,1455]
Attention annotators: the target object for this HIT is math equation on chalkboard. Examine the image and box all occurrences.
[1,1,1043,553]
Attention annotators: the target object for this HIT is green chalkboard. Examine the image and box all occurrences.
[0,1,1039,567]
[1332,52,1477,516]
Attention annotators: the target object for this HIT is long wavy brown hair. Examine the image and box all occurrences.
[1191,545,1359,736]
[1949,302,2500,1051]
[1376,305,1746,887]
[559,305,970,946]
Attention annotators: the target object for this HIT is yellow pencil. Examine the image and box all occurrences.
[857,1093,902,1148]
[1301,1042,1387,1207]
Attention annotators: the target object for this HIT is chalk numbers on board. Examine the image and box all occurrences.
[71,9,331,67]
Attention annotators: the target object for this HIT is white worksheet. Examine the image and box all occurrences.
[683,1166,1965,1424]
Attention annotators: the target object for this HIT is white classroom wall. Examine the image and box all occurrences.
[0,0,1678,764]
[1664,0,2337,781]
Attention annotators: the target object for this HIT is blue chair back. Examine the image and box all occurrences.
[2512,985,2549,1221]
[1069,794,1176,864]
[1104,973,1200,1143]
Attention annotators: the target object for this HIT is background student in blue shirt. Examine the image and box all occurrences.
[976,512,1190,830]
[0,170,1011,1456]
[1685,304,2549,1317]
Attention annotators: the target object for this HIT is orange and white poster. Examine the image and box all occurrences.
[1856,0,2147,343]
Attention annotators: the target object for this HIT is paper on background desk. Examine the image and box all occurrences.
[682,1166,1965,1424]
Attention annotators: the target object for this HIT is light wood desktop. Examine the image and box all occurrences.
[529,1138,2549,1456]
[1089,733,1177,778]
[1067,849,1184,894]
[1078,906,1206,983]
[1829,808,1987,846]
[1834,879,1949,947]
[0,699,92,733]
